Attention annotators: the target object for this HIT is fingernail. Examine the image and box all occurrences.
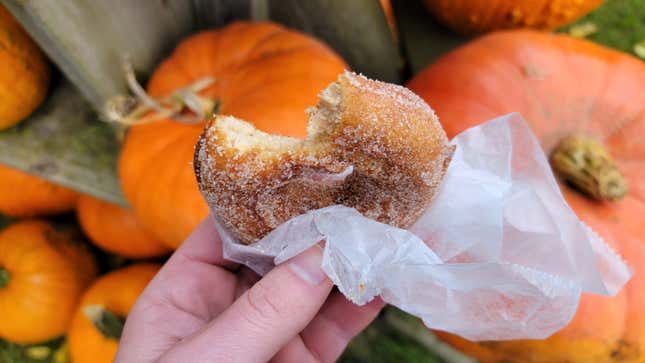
[288,245,327,286]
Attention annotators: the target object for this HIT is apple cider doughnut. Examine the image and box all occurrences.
[194,71,454,245]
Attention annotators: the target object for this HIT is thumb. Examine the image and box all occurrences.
[160,245,333,363]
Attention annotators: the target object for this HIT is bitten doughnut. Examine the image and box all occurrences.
[194,71,454,245]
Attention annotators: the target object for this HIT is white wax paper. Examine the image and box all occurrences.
[214,113,631,341]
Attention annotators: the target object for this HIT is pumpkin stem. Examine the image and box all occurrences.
[83,304,125,340]
[0,267,9,288]
[104,57,217,125]
[550,134,628,201]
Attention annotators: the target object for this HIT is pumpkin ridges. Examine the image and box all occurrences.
[119,123,201,203]
[437,207,639,362]
[410,30,645,145]
[160,33,222,97]
[68,263,159,363]
[606,108,645,161]
[568,209,644,360]
[0,5,50,129]
[0,165,79,217]
[0,7,48,77]
[212,22,288,70]
[147,23,282,98]
[424,0,605,34]
[0,221,97,343]
[129,126,207,247]
[77,195,170,258]
[408,29,645,363]
[619,161,645,202]
[46,227,98,289]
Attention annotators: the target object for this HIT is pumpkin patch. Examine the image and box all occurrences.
[0,2,643,362]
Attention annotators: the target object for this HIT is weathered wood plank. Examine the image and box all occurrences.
[268,0,402,83]
[0,81,124,204]
[391,0,468,76]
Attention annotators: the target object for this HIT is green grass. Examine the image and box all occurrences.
[0,339,65,363]
[339,311,444,363]
[0,215,13,230]
[559,0,645,58]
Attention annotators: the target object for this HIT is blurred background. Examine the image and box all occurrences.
[0,0,643,362]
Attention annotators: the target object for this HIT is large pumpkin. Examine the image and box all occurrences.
[408,31,645,362]
[118,21,347,248]
[77,195,170,258]
[0,164,79,217]
[423,0,604,34]
[68,263,159,363]
[0,5,50,129]
[0,220,97,343]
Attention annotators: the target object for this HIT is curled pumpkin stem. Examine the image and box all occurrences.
[83,304,125,340]
[104,58,217,125]
[550,134,628,201]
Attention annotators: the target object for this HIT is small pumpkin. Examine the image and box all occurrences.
[0,5,50,129]
[423,0,605,34]
[408,30,645,363]
[118,21,347,248]
[67,263,159,363]
[77,195,170,258]
[0,164,79,217]
[0,220,97,343]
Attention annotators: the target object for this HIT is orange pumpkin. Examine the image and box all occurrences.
[77,195,170,258]
[0,164,79,217]
[380,0,397,36]
[0,220,97,343]
[118,21,347,249]
[67,263,159,363]
[423,0,604,34]
[0,5,50,129]
[408,30,645,362]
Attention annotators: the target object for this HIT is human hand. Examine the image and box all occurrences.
[114,217,384,363]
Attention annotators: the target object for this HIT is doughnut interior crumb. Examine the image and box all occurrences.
[214,115,302,158]
[307,81,342,141]
[209,80,344,159]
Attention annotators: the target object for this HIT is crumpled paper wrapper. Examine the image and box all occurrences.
[213,113,631,341]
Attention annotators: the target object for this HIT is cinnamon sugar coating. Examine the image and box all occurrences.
[194,72,454,245]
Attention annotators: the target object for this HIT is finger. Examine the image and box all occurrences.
[268,337,317,363]
[116,219,240,363]
[143,217,239,320]
[159,245,333,363]
[270,294,384,363]
[299,294,385,362]
[116,265,237,363]
[171,216,238,270]
[235,267,261,299]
